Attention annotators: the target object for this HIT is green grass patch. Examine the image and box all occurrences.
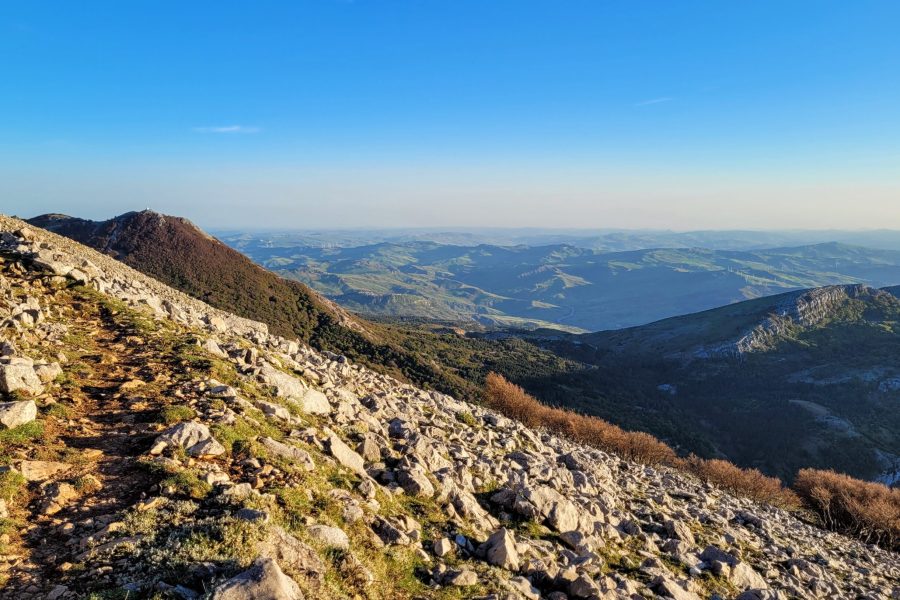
[0,470,27,502]
[161,470,212,500]
[455,411,478,427]
[157,405,197,424]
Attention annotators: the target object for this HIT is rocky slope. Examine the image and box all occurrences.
[0,214,898,599]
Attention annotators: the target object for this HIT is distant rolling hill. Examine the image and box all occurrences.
[29,211,579,399]
[518,284,900,482]
[220,236,900,331]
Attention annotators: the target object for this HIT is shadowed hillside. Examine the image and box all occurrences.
[519,284,900,482]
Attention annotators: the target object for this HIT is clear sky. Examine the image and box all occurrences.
[2,1,900,230]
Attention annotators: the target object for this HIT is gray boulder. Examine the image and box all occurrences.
[325,432,366,477]
[154,421,225,457]
[0,359,43,395]
[256,526,326,591]
[479,527,520,571]
[307,524,350,550]
[293,388,330,415]
[211,558,302,600]
[260,437,315,471]
[0,399,37,429]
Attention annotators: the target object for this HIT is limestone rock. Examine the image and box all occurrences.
[479,527,520,571]
[0,399,37,429]
[666,519,696,545]
[154,421,225,457]
[444,569,478,587]
[211,558,303,600]
[259,363,307,400]
[257,400,291,421]
[256,526,326,591]
[325,432,366,476]
[433,537,454,557]
[260,437,315,471]
[0,359,43,395]
[33,361,63,383]
[40,482,79,515]
[396,467,435,498]
[293,388,330,415]
[19,460,71,482]
[307,525,350,550]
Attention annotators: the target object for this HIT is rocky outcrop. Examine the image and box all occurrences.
[698,284,882,358]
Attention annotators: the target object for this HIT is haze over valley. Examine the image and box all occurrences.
[222,229,900,331]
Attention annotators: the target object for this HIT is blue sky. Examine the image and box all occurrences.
[2,1,900,229]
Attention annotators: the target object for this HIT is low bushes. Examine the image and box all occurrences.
[682,455,800,509]
[483,372,675,465]
[794,468,900,550]
[482,372,900,548]
[483,372,799,508]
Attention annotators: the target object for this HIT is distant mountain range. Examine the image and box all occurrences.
[220,235,900,331]
[219,227,900,252]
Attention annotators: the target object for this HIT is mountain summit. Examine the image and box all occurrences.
[29,210,365,337]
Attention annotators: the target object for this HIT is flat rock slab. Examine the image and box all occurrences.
[20,460,71,482]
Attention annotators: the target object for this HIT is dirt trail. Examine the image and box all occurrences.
[3,286,164,597]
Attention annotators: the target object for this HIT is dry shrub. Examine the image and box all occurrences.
[794,468,900,550]
[682,455,800,510]
[482,372,803,511]
[483,372,676,465]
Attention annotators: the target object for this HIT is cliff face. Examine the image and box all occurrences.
[702,284,881,358]
[1,214,898,599]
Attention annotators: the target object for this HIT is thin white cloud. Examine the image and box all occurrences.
[634,97,673,107]
[192,125,261,134]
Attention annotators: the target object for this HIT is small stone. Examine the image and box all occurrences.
[433,537,454,557]
[444,569,479,586]
[307,524,350,550]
